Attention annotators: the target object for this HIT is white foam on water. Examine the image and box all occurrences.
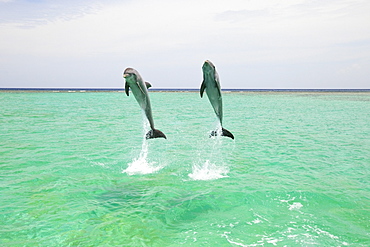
[289,202,303,211]
[123,140,164,175]
[188,160,229,180]
[221,232,248,247]
[122,118,164,175]
[210,121,223,139]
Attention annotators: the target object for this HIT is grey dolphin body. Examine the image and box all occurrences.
[123,68,166,139]
[200,60,234,139]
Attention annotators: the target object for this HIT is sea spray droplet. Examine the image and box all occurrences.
[122,139,164,175]
[188,160,229,180]
[289,202,303,211]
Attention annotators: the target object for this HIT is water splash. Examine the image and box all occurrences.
[122,140,164,175]
[187,121,230,180]
[188,160,229,180]
[210,121,223,139]
[122,115,164,175]
[289,202,303,211]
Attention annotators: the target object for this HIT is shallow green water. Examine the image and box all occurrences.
[1,91,369,246]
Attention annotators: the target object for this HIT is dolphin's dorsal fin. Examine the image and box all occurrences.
[145,82,152,89]
[200,80,206,97]
[125,82,130,96]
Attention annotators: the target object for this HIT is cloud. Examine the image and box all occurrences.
[0,0,107,28]
[0,0,370,89]
[215,9,270,23]
[211,0,370,61]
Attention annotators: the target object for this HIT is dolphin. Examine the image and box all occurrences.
[123,68,166,139]
[200,60,234,139]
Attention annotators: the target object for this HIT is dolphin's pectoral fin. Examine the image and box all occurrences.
[137,81,146,95]
[145,82,152,89]
[125,82,130,96]
[210,128,234,139]
[146,129,167,139]
[215,73,222,92]
[200,80,206,98]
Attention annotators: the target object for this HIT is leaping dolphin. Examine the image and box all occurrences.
[200,60,234,139]
[123,68,166,139]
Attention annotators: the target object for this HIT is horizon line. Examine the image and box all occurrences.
[0,88,370,93]
[1,88,370,92]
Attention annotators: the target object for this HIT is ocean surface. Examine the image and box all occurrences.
[1,91,369,246]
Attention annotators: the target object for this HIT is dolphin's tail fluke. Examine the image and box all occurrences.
[210,128,234,139]
[146,129,167,139]
[221,128,234,139]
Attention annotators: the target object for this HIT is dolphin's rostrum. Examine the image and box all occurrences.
[123,68,166,139]
[200,60,234,139]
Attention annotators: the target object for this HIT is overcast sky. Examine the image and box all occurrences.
[1,0,369,89]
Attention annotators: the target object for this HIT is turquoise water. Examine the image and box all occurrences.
[1,91,369,246]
